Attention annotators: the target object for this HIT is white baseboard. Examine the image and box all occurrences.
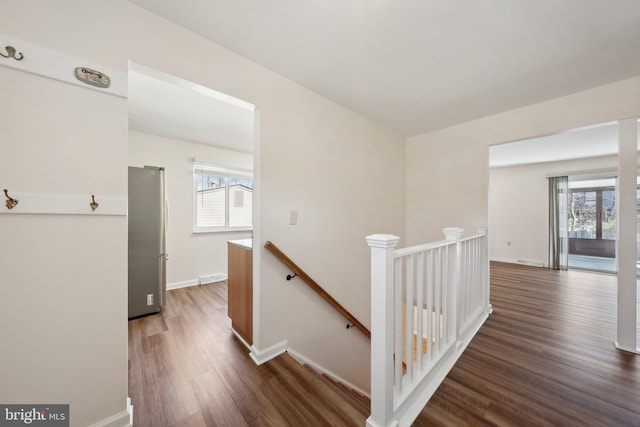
[88,398,132,427]
[128,398,133,427]
[199,273,228,285]
[287,348,370,398]
[614,341,640,355]
[491,256,515,264]
[491,257,545,268]
[167,279,199,291]
[231,327,252,351]
[515,258,544,267]
[250,340,288,365]
[167,275,228,291]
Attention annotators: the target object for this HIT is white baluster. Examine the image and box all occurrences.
[367,228,492,426]
[415,252,424,371]
[425,249,434,365]
[443,227,463,346]
[405,254,414,381]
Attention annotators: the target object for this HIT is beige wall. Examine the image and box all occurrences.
[129,131,253,287]
[258,102,405,390]
[489,155,619,266]
[0,65,127,425]
[406,76,640,246]
[1,0,406,407]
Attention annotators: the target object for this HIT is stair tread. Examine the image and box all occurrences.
[319,372,371,410]
[298,364,370,415]
[270,354,369,423]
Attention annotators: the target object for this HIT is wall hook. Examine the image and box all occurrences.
[286,273,298,281]
[0,46,24,61]
[90,195,99,211]
[346,323,355,330]
[3,189,18,209]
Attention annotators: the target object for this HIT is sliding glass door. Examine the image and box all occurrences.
[566,176,640,274]
[565,177,617,272]
[568,183,616,258]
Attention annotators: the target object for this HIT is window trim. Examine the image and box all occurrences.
[193,161,253,233]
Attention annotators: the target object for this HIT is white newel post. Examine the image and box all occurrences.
[366,234,400,427]
[443,228,463,344]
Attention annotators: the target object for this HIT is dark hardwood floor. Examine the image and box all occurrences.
[129,262,640,426]
[128,282,368,426]
[415,262,640,426]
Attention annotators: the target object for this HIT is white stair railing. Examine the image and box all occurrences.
[366,227,491,427]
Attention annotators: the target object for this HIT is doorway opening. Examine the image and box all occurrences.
[127,61,257,298]
[489,121,640,275]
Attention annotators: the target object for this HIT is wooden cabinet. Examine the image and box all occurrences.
[228,239,253,346]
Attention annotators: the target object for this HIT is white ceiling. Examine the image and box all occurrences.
[489,122,620,168]
[128,64,255,153]
[130,0,640,137]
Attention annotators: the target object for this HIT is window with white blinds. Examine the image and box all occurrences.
[194,161,253,232]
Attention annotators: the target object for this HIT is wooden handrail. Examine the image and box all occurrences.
[264,240,371,339]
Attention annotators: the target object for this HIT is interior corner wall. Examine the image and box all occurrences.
[488,155,619,266]
[2,0,406,397]
[128,131,253,287]
[406,76,640,246]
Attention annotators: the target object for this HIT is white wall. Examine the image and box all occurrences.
[129,131,252,287]
[1,0,406,399]
[489,155,619,266]
[407,76,640,246]
[0,64,127,426]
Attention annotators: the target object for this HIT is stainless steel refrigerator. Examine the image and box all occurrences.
[128,166,167,318]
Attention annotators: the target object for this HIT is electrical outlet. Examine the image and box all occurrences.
[289,210,298,225]
[147,294,154,306]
